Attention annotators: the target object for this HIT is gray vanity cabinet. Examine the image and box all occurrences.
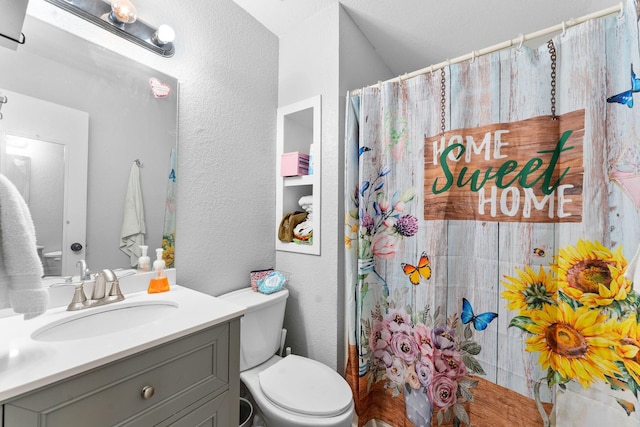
[2,319,240,427]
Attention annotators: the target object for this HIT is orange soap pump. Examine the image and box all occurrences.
[148,248,170,293]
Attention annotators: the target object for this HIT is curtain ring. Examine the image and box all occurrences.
[470,50,476,64]
[377,80,382,89]
[618,2,624,19]
[517,33,524,51]
[429,65,434,76]
[561,21,567,37]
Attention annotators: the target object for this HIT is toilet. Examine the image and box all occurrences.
[43,250,62,276]
[219,287,354,427]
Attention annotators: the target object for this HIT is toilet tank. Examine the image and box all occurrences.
[219,287,288,371]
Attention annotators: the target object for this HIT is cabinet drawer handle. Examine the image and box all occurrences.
[141,385,155,400]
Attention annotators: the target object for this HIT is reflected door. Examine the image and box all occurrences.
[0,88,88,276]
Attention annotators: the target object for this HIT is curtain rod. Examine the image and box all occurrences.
[365,2,624,89]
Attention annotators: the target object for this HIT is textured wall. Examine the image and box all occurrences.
[277,3,340,371]
[28,0,279,295]
[277,4,393,371]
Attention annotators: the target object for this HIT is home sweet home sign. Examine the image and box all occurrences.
[424,110,584,222]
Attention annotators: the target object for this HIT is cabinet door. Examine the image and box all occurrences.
[160,392,230,427]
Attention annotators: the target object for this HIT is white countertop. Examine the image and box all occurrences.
[0,283,246,402]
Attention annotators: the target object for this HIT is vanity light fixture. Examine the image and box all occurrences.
[44,0,175,57]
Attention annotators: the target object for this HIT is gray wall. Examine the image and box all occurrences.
[28,0,279,290]
[23,0,392,373]
[276,4,393,371]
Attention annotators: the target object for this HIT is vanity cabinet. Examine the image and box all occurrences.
[275,95,321,255]
[2,319,240,427]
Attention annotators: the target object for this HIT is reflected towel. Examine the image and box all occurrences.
[119,163,146,267]
[0,174,48,319]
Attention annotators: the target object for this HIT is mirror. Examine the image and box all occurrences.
[0,15,178,276]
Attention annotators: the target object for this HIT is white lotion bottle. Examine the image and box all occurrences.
[138,245,151,272]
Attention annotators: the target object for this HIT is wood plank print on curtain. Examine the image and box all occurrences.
[344,1,640,426]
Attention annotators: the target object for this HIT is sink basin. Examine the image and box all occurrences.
[31,300,179,342]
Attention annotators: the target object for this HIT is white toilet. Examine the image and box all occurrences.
[220,287,354,427]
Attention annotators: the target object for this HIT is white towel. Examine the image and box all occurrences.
[298,195,313,207]
[0,174,48,319]
[119,163,146,267]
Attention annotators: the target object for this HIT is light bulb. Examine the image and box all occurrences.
[153,25,175,46]
[110,0,137,24]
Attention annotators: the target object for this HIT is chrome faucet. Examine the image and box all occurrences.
[67,269,125,311]
[76,259,92,281]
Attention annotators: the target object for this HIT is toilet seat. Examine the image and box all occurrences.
[259,355,353,417]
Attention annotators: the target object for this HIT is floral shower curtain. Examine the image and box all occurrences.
[344,1,640,426]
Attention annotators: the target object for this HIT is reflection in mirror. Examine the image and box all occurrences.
[0,88,88,277]
[0,15,178,276]
[1,136,65,275]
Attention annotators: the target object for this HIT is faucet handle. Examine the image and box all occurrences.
[108,279,125,302]
[67,282,88,311]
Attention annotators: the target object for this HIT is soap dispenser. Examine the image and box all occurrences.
[148,248,170,293]
[138,245,151,272]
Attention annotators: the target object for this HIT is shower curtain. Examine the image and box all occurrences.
[344,1,640,426]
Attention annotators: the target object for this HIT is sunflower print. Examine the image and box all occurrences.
[524,301,621,388]
[554,239,632,308]
[501,264,557,313]
[614,314,640,387]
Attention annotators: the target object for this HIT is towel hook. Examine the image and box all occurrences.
[0,32,25,45]
[134,159,143,167]
[0,93,7,120]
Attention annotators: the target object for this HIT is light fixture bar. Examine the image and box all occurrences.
[44,0,175,57]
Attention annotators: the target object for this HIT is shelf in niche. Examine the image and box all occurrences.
[284,174,314,187]
[275,95,321,255]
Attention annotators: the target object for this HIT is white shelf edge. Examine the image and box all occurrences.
[275,240,316,254]
[283,174,314,187]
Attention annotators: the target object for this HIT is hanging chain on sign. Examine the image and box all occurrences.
[547,39,557,120]
[440,68,446,134]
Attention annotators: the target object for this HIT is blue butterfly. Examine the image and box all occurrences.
[461,298,497,331]
[359,146,372,156]
[607,90,634,107]
[607,64,640,108]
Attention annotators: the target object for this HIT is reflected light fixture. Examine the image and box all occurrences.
[109,0,137,24]
[44,0,175,57]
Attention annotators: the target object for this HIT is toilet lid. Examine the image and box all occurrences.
[258,355,352,417]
